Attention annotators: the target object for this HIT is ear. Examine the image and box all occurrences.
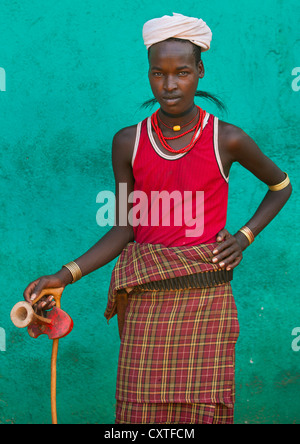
[198,61,205,79]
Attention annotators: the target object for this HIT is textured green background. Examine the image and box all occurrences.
[0,0,299,424]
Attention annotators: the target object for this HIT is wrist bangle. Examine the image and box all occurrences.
[239,226,255,245]
[63,261,82,284]
[268,173,290,191]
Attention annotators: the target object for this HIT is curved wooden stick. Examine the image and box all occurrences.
[31,288,64,425]
[11,287,68,425]
[41,288,63,426]
[31,287,64,308]
[51,339,59,424]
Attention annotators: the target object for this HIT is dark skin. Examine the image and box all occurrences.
[24,39,292,311]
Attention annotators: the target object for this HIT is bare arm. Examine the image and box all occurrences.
[212,122,292,270]
[23,125,137,306]
[66,126,137,278]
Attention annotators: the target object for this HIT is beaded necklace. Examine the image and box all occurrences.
[157,110,199,132]
[151,106,206,154]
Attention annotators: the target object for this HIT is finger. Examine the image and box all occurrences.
[225,256,243,271]
[212,245,237,263]
[213,237,236,256]
[34,296,50,315]
[35,295,55,313]
[216,229,229,243]
[36,303,56,317]
[47,301,56,310]
[30,279,51,305]
[43,296,56,310]
[23,280,40,303]
[219,252,242,269]
[213,246,241,265]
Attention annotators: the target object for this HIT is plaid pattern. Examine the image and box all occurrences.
[104,242,239,411]
[116,284,238,407]
[105,242,231,321]
[115,401,234,424]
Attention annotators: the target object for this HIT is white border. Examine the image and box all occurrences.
[131,121,142,168]
[147,113,210,161]
[213,117,229,183]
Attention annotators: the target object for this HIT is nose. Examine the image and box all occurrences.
[164,75,178,92]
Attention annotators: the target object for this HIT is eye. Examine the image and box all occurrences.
[178,71,189,77]
[152,72,163,77]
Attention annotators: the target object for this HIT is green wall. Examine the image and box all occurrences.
[0,0,299,424]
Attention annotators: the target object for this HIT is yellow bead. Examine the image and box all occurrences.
[173,125,181,132]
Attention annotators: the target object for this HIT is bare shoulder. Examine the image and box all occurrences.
[218,119,285,184]
[112,124,138,175]
[111,124,139,170]
[218,120,250,152]
[113,124,138,151]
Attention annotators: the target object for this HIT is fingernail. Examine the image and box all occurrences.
[212,258,218,263]
[31,293,37,301]
[213,250,218,254]
[219,262,225,267]
[226,267,231,271]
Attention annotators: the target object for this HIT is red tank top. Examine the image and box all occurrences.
[131,113,229,247]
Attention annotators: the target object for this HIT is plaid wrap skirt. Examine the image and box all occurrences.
[115,401,234,424]
[105,242,240,424]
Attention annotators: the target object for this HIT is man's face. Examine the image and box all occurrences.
[148,39,204,115]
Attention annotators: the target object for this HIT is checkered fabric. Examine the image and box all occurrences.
[105,241,233,321]
[104,242,239,415]
[115,401,234,424]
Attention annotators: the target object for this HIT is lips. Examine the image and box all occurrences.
[162,96,181,104]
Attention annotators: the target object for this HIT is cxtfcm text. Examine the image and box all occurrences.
[104,428,195,440]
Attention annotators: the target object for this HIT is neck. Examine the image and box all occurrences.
[160,104,196,120]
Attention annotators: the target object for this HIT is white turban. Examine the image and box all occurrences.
[143,12,212,51]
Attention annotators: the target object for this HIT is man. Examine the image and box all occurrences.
[24,13,292,424]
